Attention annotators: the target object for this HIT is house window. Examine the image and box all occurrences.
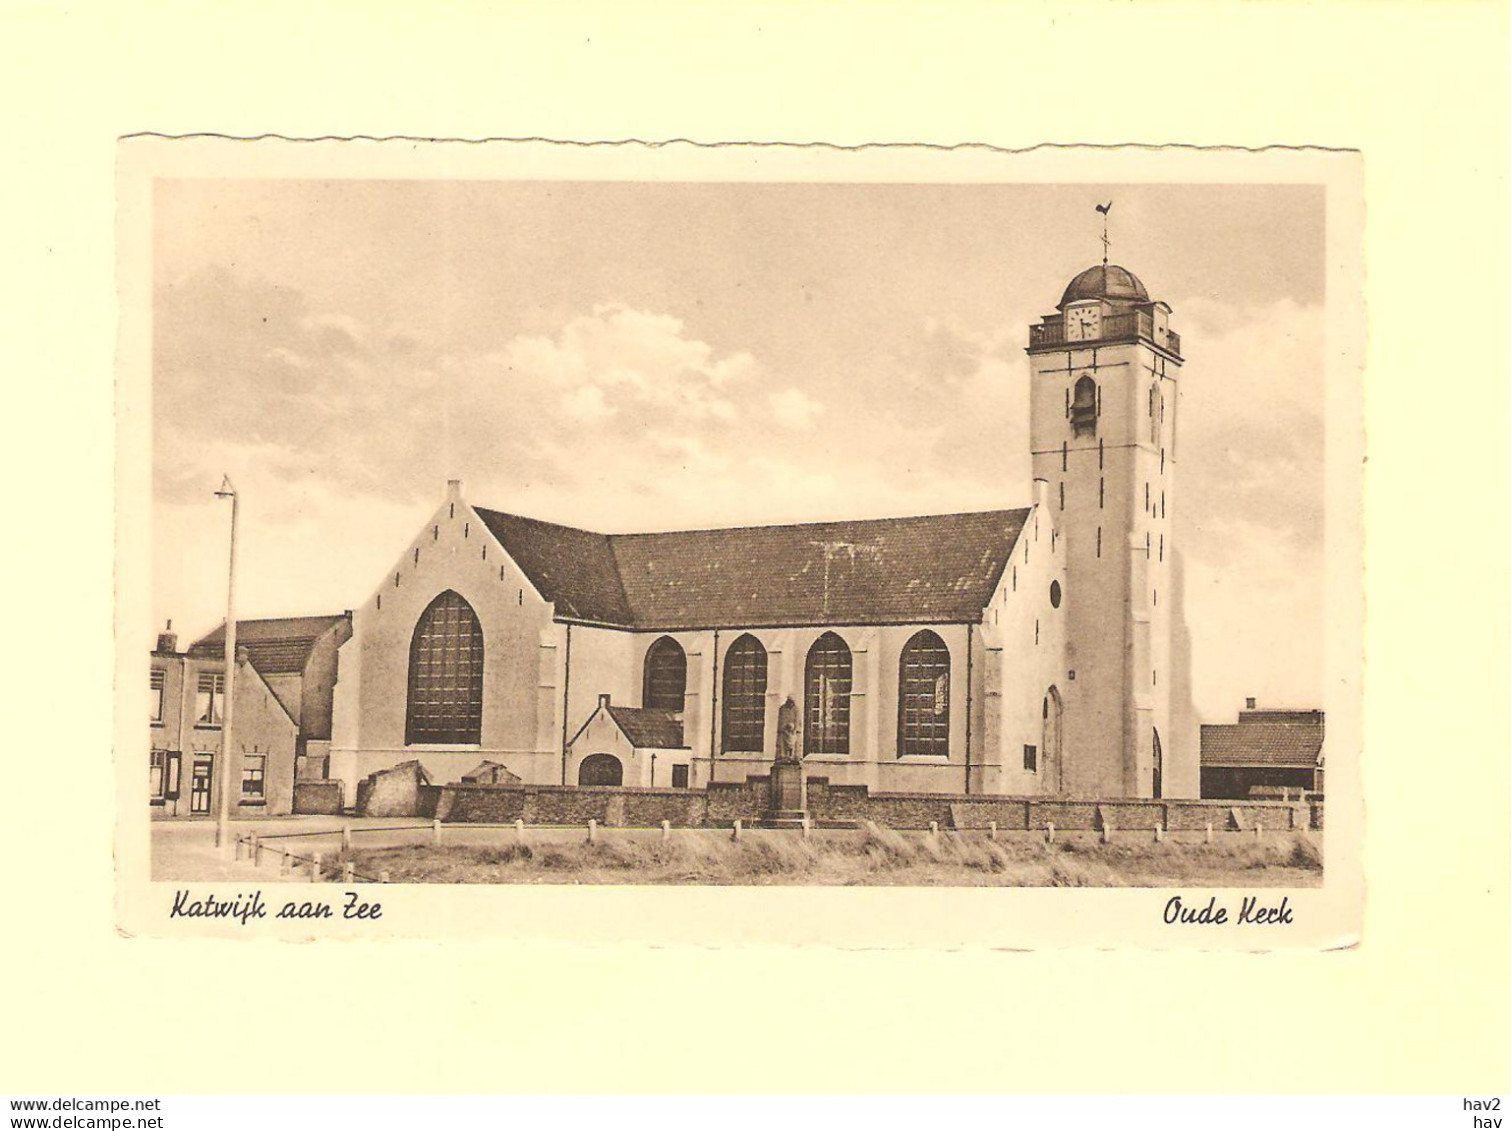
[643,637,687,713]
[804,631,852,757]
[195,672,223,728]
[1023,743,1038,772]
[671,764,690,789]
[149,750,167,801]
[897,629,950,758]
[241,753,267,801]
[150,669,165,724]
[721,634,768,752]
[405,590,485,745]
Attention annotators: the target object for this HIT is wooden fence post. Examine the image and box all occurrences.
[731,819,742,842]
[515,818,526,845]
[341,823,352,852]
[587,818,597,844]
[988,820,997,842]
[379,870,390,884]
[310,852,322,882]
[661,819,671,843]
[1046,821,1055,844]
[279,849,290,876]
[801,816,812,840]
[431,818,442,847]
[1205,822,1213,844]
[928,821,939,836]
[250,832,261,865]
[342,861,355,883]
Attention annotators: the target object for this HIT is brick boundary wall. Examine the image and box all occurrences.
[416,774,1320,832]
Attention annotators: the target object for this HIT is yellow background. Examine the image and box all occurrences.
[3,1,1508,1092]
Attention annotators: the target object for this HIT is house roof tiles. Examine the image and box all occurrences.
[1200,718,1325,768]
[605,705,687,750]
[189,614,349,674]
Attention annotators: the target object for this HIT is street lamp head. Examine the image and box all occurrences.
[214,474,236,499]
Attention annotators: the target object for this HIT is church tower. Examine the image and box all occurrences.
[1027,262,1184,797]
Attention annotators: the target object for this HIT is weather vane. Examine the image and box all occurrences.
[1095,200,1113,265]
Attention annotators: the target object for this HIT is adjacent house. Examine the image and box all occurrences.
[188,613,352,779]
[1200,700,1325,799]
[149,624,299,817]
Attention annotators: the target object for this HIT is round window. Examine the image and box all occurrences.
[1049,580,1062,608]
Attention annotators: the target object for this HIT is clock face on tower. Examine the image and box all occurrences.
[1066,304,1100,342]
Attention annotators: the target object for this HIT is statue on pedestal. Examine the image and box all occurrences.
[775,694,802,764]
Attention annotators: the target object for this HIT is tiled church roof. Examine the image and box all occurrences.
[473,507,1032,630]
[189,614,349,674]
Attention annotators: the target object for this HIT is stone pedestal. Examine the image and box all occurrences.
[763,761,809,828]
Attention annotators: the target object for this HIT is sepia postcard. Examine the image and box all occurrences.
[115,138,1363,948]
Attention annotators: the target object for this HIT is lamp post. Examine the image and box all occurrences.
[213,476,238,851]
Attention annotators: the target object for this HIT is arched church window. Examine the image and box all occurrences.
[405,590,484,745]
[897,630,950,757]
[643,637,687,713]
[721,634,768,753]
[1071,376,1097,436]
[804,632,852,757]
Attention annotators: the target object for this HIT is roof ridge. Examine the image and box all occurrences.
[474,503,1030,540]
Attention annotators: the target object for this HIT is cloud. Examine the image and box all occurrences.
[769,387,825,430]
[561,384,615,422]
[1168,297,1327,716]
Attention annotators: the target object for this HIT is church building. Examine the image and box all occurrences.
[328,264,1195,804]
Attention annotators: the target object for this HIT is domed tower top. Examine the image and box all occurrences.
[1029,262,1179,356]
[1057,264,1149,310]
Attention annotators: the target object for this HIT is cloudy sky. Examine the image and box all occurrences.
[152,179,1326,720]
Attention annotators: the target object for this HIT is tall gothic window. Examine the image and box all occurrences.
[804,632,852,757]
[405,590,484,745]
[721,634,768,753]
[643,636,687,712]
[898,630,950,757]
